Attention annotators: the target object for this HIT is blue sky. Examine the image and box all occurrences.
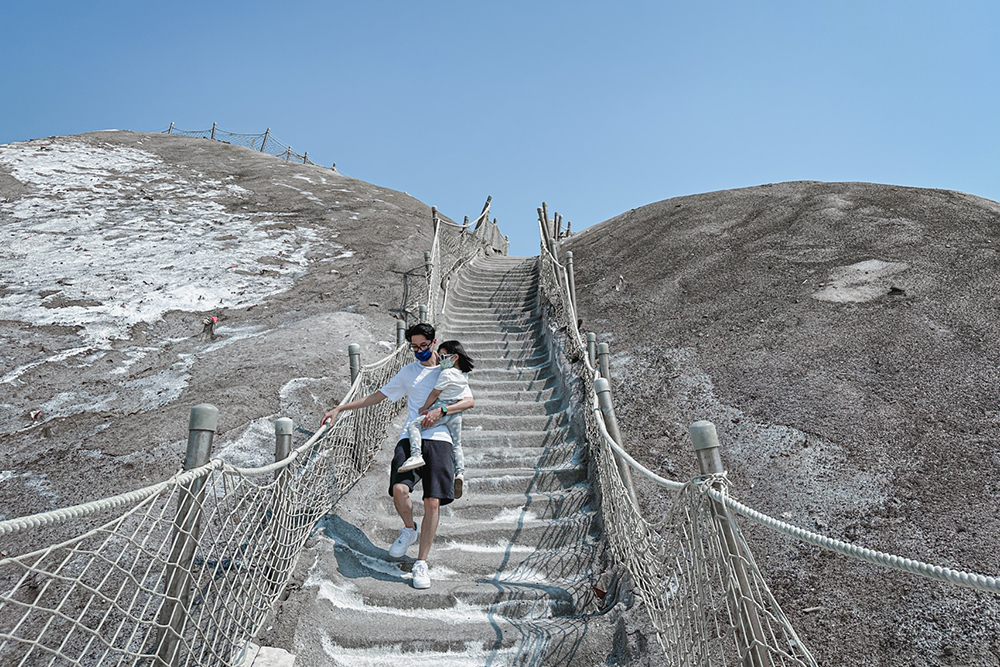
[2,1,998,255]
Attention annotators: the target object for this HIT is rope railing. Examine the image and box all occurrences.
[535,201,1000,664]
[0,201,505,666]
[537,203,816,665]
[165,123,329,169]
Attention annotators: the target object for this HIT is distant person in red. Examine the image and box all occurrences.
[321,322,474,590]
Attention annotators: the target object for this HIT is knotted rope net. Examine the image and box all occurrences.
[0,204,504,666]
[536,214,817,666]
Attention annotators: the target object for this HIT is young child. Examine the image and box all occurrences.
[397,340,474,498]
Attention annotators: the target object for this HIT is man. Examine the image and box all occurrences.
[321,322,474,589]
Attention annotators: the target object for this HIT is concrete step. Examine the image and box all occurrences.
[467,366,556,383]
[468,386,561,405]
[371,507,596,548]
[462,438,582,470]
[462,411,568,432]
[378,485,593,522]
[468,354,550,371]
[317,515,600,586]
[462,465,589,495]
[461,426,575,450]
[462,339,548,359]
[467,396,565,418]
[468,377,559,393]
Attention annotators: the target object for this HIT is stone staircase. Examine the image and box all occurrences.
[280,255,623,666]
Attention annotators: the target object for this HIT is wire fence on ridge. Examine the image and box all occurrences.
[164,123,325,168]
[0,199,506,666]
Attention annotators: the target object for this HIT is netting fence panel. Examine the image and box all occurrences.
[536,212,816,666]
[1,203,505,666]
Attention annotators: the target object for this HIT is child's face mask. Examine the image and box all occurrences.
[438,355,455,370]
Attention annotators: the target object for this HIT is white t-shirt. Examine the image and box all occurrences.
[435,367,470,402]
[380,361,472,443]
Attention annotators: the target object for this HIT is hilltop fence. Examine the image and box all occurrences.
[165,123,328,169]
[0,201,506,666]
[535,203,1000,666]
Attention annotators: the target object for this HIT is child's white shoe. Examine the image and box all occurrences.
[398,455,425,472]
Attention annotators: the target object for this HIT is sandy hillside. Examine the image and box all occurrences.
[0,130,451,526]
[563,181,1000,666]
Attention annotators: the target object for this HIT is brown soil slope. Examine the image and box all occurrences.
[563,181,1000,666]
[0,131,443,525]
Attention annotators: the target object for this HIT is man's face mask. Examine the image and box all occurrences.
[411,340,433,362]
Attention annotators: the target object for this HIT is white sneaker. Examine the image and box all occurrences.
[389,526,418,558]
[397,455,425,472]
[453,474,464,499]
[412,560,430,589]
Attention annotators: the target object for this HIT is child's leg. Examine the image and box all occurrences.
[444,413,465,476]
[398,416,426,472]
[405,416,424,460]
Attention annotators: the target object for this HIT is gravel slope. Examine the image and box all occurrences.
[0,131,445,527]
[563,181,1000,666]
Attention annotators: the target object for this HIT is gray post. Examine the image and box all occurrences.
[586,332,597,367]
[348,344,362,383]
[464,215,470,226]
[285,147,292,161]
[167,122,174,134]
[418,304,428,323]
[269,417,294,597]
[274,417,293,462]
[593,378,638,506]
[303,151,309,164]
[260,128,270,152]
[396,320,407,347]
[597,342,611,382]
[210,122,216,140]
[424,251,433,279]
[690,421,771,667]
[566,250,578,317]
[155,404,218,667]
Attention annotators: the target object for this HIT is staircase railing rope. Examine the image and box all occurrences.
[0,200,505,667]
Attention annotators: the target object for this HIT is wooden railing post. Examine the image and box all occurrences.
[594,378,638,506]
[348,344,362,384]
[586,332,597,367]
[597,342,611,382]
[691,420,772,667]
[210,122,216,140]
[566,250,578,317]
[260,128,270,152]
[396,320,407,347]
[154,404,217,667]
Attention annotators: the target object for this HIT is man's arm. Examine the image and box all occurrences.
[418,388,444,414]
[321,391,388,426]
[420,394,474,428]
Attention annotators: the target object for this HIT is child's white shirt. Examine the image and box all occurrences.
[435,368,470,402]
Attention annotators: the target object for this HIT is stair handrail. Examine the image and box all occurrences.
[536,204,817,666]
[535,203,1000,665]
[0,202,504,667]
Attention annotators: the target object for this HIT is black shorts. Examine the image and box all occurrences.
[388,438,455,506]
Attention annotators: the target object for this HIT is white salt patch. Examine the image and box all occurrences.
[1,346,91,385]
[215,417,274,468]
[812,259,909,303]
[39,390,117,419]
[0,139,319,345]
